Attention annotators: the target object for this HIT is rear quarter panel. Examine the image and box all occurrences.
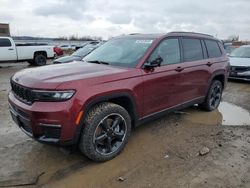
[208,56,229,91]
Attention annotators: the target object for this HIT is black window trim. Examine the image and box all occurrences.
[201,39,209,59]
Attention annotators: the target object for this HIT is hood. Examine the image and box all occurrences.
[12,61,128,89]
[53,55,82,64]
[229,57,250,67]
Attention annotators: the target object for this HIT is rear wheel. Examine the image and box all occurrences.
[79,102,131,162]
[33,54,47,66]
[199,80,223,111]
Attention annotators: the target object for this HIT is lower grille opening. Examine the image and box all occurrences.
[43,127,61,139]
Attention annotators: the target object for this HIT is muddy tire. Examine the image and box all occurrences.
[79,102,131,162]
[199,80,223,111]
[33,54,47,66]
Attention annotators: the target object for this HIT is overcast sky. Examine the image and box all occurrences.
[0,0,250,40]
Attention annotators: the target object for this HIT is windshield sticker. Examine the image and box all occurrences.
[135,40,153,44]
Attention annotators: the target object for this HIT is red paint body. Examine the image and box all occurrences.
[8,32,229,145]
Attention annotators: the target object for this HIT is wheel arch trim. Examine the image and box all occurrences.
[73,92,139,145]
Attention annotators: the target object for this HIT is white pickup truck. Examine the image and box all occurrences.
[0,37,54,66]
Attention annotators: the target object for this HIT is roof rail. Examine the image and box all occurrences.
[168,31,214,38]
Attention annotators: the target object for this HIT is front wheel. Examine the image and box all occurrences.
[79,102,131,162]
[199,80,223,111]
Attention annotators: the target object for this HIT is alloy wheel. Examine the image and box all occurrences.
[209,84,222,108]
[93,113,127,155]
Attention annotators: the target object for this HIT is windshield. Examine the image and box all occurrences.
[230,46,250,58]
[84,38,154,68]
[72,45,97,57]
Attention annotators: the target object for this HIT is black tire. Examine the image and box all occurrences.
[33,54,47,66]
[79,102,131,162]
[199,80,223,111]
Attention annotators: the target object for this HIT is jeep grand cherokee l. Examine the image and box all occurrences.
[9,32,229,161]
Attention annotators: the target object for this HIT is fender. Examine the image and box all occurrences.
[72,91,139,145]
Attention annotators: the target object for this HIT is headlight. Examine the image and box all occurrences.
[33,90,75,102]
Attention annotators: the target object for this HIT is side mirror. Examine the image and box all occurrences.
[144,56,163,68]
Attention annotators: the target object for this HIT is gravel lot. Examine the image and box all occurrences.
[0,62,250,188]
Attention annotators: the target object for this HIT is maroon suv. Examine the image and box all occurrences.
[9,32,229,161]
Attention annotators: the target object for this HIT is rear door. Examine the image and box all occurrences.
[0,38,16,61]
[177,37,211,101]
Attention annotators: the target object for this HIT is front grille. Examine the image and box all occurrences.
[11,81,34,104]
[230,66,250,72]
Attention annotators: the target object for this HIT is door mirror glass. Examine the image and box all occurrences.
[144,56,163,68]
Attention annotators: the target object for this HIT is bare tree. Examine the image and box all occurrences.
[227,35,239,42]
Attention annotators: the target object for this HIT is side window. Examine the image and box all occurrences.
[148,38,181,65]
[0,38,11,47]
[205,40,222,58]
[182,38,203,61]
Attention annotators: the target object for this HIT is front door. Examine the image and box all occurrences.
[0,38,16,61]
[141,38,187,117]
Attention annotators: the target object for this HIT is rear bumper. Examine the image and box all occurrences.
[8,91,82,146]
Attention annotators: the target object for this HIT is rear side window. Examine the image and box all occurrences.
[0,38,11,47]
[205,40,222,58]
[182,38,203,61]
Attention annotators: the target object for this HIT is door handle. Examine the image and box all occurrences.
[206,62,212,67]
[175,67,184,72]
[8,48,14,50]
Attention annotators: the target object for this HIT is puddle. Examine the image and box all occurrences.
[182,102,250,126]
[218,102,250,126]
[182,108,222,126]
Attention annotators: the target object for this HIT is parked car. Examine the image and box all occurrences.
[8,32,229,162]
[229,45,250,81]
[53,43,103,64]
[0,37,54,66]
[53,46,64,56]
[74,41,100,50]
[59,44,77,50]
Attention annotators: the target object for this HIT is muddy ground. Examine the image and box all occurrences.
[0,62,250,188]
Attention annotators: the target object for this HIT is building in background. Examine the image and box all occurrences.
[0,23,10,36]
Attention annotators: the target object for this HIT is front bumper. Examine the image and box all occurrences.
[229,66,250,81]
[8,91,82,145]
[9,104,61,143]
